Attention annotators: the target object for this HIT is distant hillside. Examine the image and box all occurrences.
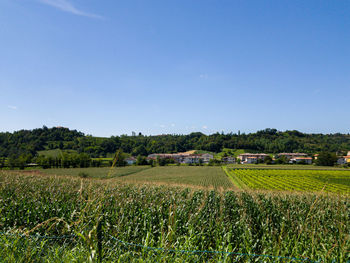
[0,126,84,157]
[0,127,349,158]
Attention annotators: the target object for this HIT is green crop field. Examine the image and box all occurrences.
[227,164,349,170]
[40,166,151,179]
[225,168,350,194]
[38,166,233,189]
[114,166,234,190]
[38,149,77,157]
[0,171,349,262]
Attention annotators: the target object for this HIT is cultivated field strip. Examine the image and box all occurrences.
[115,166,235,190]
[41,166,151,178]
[0,171,349,262]
[228,168,350,194]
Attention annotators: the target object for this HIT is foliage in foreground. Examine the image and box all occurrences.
[0,172,349,262]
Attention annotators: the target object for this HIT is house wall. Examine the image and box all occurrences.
[290,158,312,164]
[337,158,346,165]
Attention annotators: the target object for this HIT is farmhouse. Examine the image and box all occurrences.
[237,153,269,163]
[125,157,136,165]
[201,153,214,163]
[182,153,214,164]
[222,156,235,164]
[147,152,213,164]
[246,157,258,164]
[183,155,201,164]
[289,157,312,164]
[275,153,308,160]
[148,153,178,159]
[148,153,184,163]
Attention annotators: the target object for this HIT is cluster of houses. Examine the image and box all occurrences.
[147,152,214,164]
[237,153,313,164]
[124,151,215,165]
[124,151,350,166]
[237,151,350,165]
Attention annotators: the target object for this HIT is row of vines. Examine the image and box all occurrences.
[227,168,350,194]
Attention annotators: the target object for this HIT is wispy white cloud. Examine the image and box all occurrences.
[199,74,208,79]
[171,123,175,127]
[8,105,17,110]
[37,0,103,19]
[202,125,208,129]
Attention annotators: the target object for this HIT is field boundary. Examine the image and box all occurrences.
[222,166,247,190]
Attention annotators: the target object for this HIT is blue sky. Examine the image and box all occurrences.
[0,0,349,136]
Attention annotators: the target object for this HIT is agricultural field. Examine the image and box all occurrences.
[227,164,350,170]
[224,168,350,194]
[0,171,349,262]
[39,166,151,179]
[38,149,77,157]
[114,166,234,190]
[37,166,233,189]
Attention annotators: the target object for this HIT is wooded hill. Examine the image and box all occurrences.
[0,127,349,158]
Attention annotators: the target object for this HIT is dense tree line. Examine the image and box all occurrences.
[0,152,98,169]
[0,126,84,157]
[0,127,349,159]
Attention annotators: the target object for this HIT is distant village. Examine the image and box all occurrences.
[124,151,350,165]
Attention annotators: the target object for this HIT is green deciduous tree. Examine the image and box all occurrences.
[315,152,338,166]
[264,156,273,164]
[114,149,126,167]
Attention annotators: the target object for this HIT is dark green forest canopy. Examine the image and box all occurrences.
[0,127,349,158]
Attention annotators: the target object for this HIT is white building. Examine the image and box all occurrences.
[183,155,201,164]
[238,153,268,163]
[222,156,235,164]
[125,157,136,165]
[246,157,258,164]
[148,152,213,164]
[201,153,214,163]
[289,157,312,164]
[275,153,308,160]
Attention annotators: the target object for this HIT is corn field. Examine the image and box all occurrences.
[0,171,349,262]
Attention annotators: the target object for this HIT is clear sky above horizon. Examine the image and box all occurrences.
[0,0,349,137]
